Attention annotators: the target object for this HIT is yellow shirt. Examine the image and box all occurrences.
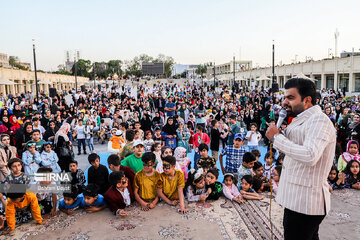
[157,170,185,201]
[134,169,160,202]
[6,192,42,230]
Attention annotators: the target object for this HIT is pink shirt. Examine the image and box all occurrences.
[222,183,241,200]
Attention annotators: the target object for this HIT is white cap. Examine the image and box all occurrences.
[115,130,122,136]
[133,140,144,147]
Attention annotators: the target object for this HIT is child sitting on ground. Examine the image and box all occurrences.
[338,140,360,173]
[40,142,61,173]
[205,168,223,200]
[328,166,345,192]
[174,147,191,181]
[222,172,244,204]
[69,160,86,194]
[197,143,217,170]
[134,152,160,211]
[239,175,264,200]
[59,186,83,215]
[3,158,30,186]
[36,167,57,216]
[80,184,107,213]
[22,142,42,175]
[253,161,271,191]
[237,152,256,182]
[185,168,207,202]
[104,171,134,216]
[4,189,46,235]
[157,156,187,214]
[344,160,360,190]
[87,153,110,195]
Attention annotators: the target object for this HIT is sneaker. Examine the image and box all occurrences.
[77,152,81,155]
[84,152,87,155]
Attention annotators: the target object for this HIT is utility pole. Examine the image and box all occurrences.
[32,40,39,98]
[74,55,78,92]
[272,40,275,84]
[233,55,235,87]
[213,61,216,88]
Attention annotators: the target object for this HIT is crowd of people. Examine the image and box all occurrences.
[0,80,358,235]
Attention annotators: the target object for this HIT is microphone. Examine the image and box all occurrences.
[276,109,287,129]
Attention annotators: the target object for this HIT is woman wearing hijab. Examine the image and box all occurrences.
[0,134,17,180]
[176,120,191,154]
[161,117,178,149]
[177,103,190,123]
[54,123,73,171]
[152,112,164,131]
[43,120,58,142]
[140,112,152,133]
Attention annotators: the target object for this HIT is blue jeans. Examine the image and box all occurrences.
[248,145,258,152]
[77,139,86,153]
[87,138,94,152]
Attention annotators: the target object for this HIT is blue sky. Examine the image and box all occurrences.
[1,0,359,71]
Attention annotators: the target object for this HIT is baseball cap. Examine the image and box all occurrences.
[115,130,122,136]
[133,140,145,147]
[234,133,244,141]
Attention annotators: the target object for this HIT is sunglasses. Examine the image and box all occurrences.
[162,164,171,170]
[45,141,53,144]
[27,143,36,146]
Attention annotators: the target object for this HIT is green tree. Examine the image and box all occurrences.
[196,64,207,76]
[154,54,175,77]
[72,59,92,78]
[106,60,123,77]
[125,59,141,77]
[9,56,19,66]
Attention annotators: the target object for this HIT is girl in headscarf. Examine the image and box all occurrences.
[176,120,191,154]
[174,147,190,181]
[338,140,360,173]
[177,103,189,122]
[0,134,17,180]
[161,117,177,149]
[54,123,73,171]
[152,112,164,131]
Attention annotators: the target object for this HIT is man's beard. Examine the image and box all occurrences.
[284,103,305,118]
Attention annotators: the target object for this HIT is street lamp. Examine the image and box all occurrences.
[32,39,39,98]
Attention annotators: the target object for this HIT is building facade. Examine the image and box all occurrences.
[209,56,360,93]
[0,54,9,68]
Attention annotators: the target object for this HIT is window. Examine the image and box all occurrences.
[326,75,334,89]
[355,74,360,92]
[338,74,349,92]
[314,75,321,89]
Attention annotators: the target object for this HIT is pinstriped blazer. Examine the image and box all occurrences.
[273,105,336,216]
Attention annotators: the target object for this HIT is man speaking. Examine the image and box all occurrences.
[266,78,336,240]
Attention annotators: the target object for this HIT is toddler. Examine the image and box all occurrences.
[143,131,154,152]
[327,166,345,192]
[22,143,42,175]
[263,152,275,180]
[185,168,207,202]
[174,147,191,180]
[222,172,244,204]
[40,142,61,173]
[338,140,360,173]
[344,160,360,189]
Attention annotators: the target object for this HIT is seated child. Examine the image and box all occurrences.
[4,189,45,235]
[263,152,275,180]
[157,156,187,214]
[40,142,61,173]
[237,152,256,183]
[134,152,160,211]
[22,142,42,175]
[80,184,107,213]
[222,172,244,204]
[239,175,264,200]
[250,149,261,162]
[185,168,207,202]
[59,186,83,215]
[104,171,134,216]
[253,161,270,191]
[143,131,154,152]
[205,168,223,200]
[87,153,110,195]
[338,140,360,173]
[152,143,162,164]
[197,143,217,169]
[328,166,345,192]
[69,160,86,194]
[271,165,282,194]
[174,147,191,181]
[252,178,264,193]
[109,130,125,153]
[36,167,57,216]
[344,160,360,189]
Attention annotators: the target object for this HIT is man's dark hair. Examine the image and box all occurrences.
[142,152,156,164]
[88,153,100,164]
[243,152,256,163]
[32,117,39,122]
[230,114,237,120]
[211,119,217,127]
[252,161,262,171]
[162,156,176,166]
[125,129,135,141]
[8,158,22,168]
[198,143,209,152]
[31,129,41,135]
[284,78,317,105]
[107,154,120,166]
[37,167,53,173]
[108,170,125,187]
[241,174,253,185]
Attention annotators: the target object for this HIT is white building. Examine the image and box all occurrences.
[211,55,360,93]
[0,53,9,68]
